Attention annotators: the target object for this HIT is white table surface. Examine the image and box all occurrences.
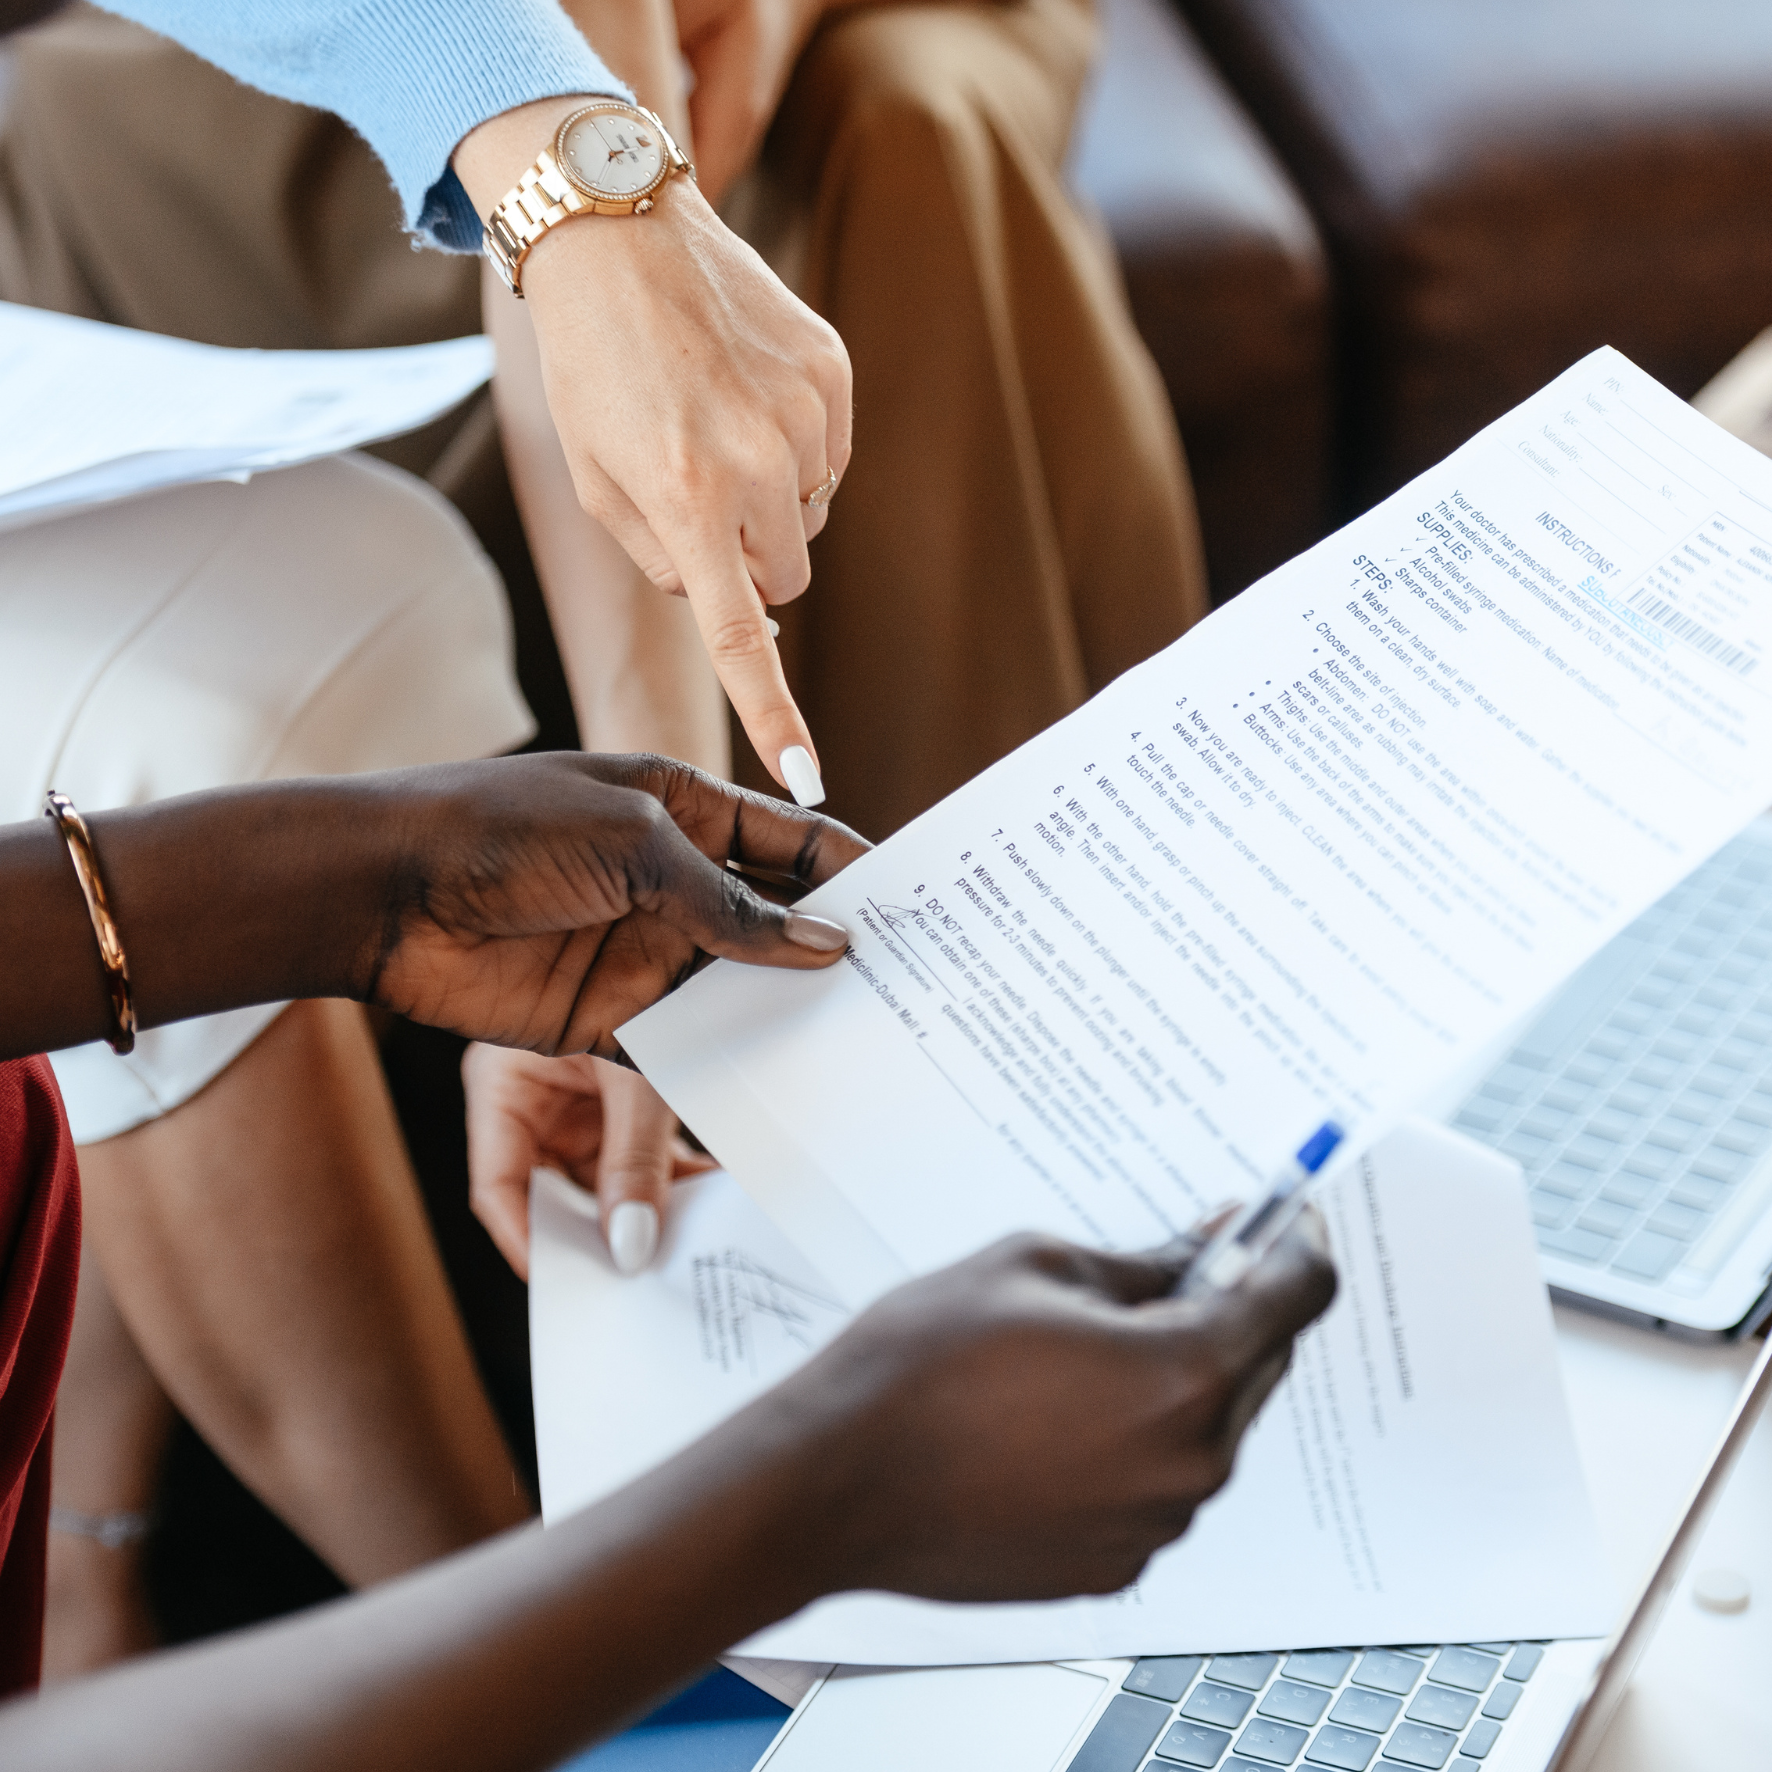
[1552,1306,1769,1768]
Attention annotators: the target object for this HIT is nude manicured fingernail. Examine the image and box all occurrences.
[779,744,825,807]
[766,617,780,638]
[785,911,849,952]
[607,1200,660,1274]
[1296,1203,1330,1255]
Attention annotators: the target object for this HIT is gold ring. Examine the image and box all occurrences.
[804,467,839,510]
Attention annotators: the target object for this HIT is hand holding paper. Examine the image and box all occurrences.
[790,1217,1334,1605]
[622,347,1772,1303]
[532,1123,1613,1663]
[356,754,863,1054]
[463,1047,715,1278]
[531,1164,1333,1616]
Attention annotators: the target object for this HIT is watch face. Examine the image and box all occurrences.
[559,109,667,200]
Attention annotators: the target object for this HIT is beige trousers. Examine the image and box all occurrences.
[0,0,1205,839]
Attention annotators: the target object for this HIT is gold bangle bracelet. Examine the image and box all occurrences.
[44,790,136,1055]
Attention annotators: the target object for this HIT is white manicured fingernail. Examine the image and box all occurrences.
[607,1200,659,1274]
[779,745,825,807]
[766,617,780,638]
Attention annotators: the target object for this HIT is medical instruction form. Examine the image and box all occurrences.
[531,1127,1612,1662]
[624,347,1772,1303]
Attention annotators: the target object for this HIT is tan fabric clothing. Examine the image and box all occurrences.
[741,0,1207,833]
[0,0,1205,840]
[0,6,481,485]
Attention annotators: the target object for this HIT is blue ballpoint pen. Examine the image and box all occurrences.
[1180,1120,1344,1296]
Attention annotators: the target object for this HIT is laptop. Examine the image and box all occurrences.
[1446,816,1772,1340]
[575,1327,1766,1772]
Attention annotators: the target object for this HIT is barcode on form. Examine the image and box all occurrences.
[1625,586,1758,674]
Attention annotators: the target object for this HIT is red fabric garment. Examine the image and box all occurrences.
[0,1056,81,1697]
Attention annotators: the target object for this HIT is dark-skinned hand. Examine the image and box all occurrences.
[729,1211,1338,1602]
[1,752,869,1063]
[358,753,869,1052]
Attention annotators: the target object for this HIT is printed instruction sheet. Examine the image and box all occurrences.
[623,347,1772,1304]
[530,1120,1611,1663]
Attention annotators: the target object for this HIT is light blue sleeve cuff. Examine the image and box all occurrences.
[99,1,633,250]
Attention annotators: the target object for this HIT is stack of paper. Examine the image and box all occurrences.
[531,1122,1613,1663]
[0,301,492,529]
[623,348,1772,1304]
[530,346,1772,1663]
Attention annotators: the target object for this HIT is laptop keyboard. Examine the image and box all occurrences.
[1450,823,1772,1292]
[1071,1641,1544,1771]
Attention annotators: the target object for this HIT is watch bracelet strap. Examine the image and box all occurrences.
[485,109,692,298]
[485,148,589,296]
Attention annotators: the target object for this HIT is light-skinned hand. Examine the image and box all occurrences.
[464,1047,714,1278]
[454,102,852,799]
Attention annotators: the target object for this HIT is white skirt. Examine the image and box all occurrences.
[0,453,537,1142]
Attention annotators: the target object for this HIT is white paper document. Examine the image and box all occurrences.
[530,1164,849,1506]
[530,1121,1611,1663]
[624,347,1772,1303]
[0,302,492,528]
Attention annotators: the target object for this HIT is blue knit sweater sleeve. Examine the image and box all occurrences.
[99,1,631,250]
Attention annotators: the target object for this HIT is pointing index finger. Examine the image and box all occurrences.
[671,523,824,804]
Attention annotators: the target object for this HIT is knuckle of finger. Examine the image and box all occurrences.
[661,438,720,498]
[627,751,683,792]
[780,551,813,598]
[610,788,675,869]
[716,866,774,936]
[623,780,673,835]
[1192,1441,1237,1499]
[816,321,850,374]
[791,386,828,443]
[997,1229,1068,1273]
[702,608,775,666]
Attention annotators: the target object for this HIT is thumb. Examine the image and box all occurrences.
[463,1043,545,1281]
[1066,1205,1242,1307]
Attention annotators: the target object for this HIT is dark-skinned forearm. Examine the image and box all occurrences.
[0,0,69,34]
[0,1387,846,1772]
[0,780,395,1061]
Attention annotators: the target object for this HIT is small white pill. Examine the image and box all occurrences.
[1693,1567,1751,1614]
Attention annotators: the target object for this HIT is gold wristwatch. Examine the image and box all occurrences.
[484,100,695,297]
